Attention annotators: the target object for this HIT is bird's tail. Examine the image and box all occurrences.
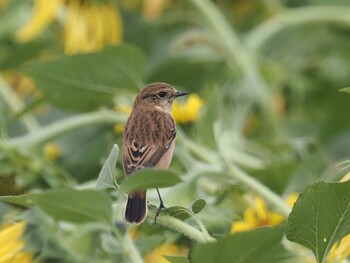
[125,191,147,224]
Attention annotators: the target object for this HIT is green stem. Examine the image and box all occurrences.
[148,209,216,243]
[228,163,291,216]
[188,0,291,217]
[0,76,40,132]
[9,110,126,147]
[189,0,254,73]
[246,6,350,52]
[111,227,143,263]
[188,212,213,240]
[189,0,274,123]
[180,130,290,216]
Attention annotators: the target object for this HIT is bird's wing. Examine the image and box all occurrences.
[123,125,176,176]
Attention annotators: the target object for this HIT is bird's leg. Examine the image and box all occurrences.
[154,188,165,224]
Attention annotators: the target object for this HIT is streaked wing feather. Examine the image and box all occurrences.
[123,129,176,176]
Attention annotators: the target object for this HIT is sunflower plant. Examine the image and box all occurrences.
[1,0,350,262]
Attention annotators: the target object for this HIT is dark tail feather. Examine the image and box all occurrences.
[125,191,147,224]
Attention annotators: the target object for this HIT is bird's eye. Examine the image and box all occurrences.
[157,91,167,98]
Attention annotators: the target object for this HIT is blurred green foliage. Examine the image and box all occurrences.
[1,0,350,262]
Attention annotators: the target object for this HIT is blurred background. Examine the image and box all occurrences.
[1,0,350,262]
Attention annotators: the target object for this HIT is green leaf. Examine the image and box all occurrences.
[189,226,284,263]
[153,199,205,223]
[140,205,194,235]
[96,144,119,190]
[165,206,193,221]
[164,256,190,263]
[139,205,168,235]
[21,45,145,111]
[31,189,112,225]
[197,86,220,149]
[0,36,48,70]
[119,169,181,193]
[286,181,350,263]
[147,57,223,92]
[191,199,206,214]
[0,194,33,207]
[134,235,165,255]
[58,126,112,182]
[140,203,209,238]
[339,87,350,94]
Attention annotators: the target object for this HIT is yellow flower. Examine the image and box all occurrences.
[231,193,299,233]
[299,232,350,263]
[326,234,350,263]
[114,123,125,134]
[285,192,299,208]
[43,142,61,161]
[17,0,122,54]
[231,196,285,233]
[231,193,350,262]
[172,94,203,124]
[144,243,188,263]
[0,222,33,263]
[16,0,62,42]
[63,1,122,54]
[142,0,167,20]
[129,228,188,263]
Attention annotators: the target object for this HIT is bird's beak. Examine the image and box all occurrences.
[175,91,189,97]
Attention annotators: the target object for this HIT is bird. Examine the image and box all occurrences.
[122,82,188,224]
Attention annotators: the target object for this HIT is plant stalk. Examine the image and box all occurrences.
[148,209,216,243]
[246,6,350,52]
[9,110,126,147]
[0,76,40,132]
[189,0,275,125]
[111,227,143,263]
[228,163,291,216]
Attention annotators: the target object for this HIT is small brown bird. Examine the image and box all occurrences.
[122,82,188,224]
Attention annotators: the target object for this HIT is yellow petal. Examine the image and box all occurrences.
[7,252,33,263]
[102,4,123,44]
[144,243,187,263]
[268,212,285,226]
[17,0,63,42]
[185,94,204,122]
[0,222,25,245]
[255,196,268,221]
[63,0,81,53]
[244,207,258,226]
[332,234,350,261]
[230,221,253,233]
[93,4,107,49]
[285,193,299,207]
[340,244,350,261]
[0,222,33,263]
[0,242,24,260]
[172,94,203,124]
[63,2,122,54]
